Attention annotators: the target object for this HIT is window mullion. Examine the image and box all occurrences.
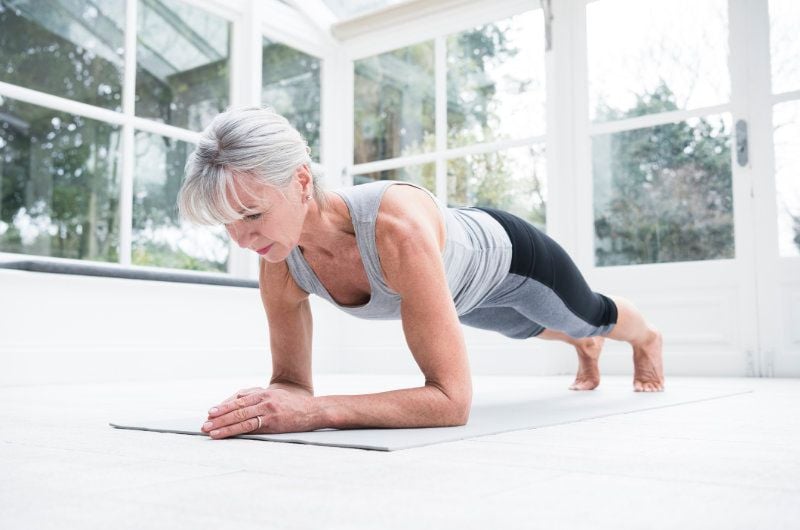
[226,0,263,279]
[570,0,593,271]
[435,35,447,202]
[119,0,138,266]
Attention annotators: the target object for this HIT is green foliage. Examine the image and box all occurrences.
[262,40,322,160]
[135,59,230,131]
[354,164,436,191]
[134,2,230,130]
[354,41,435,164]
[0,3,229,271]
[593,82,735,266]
[448,144,546,229]
[445,23,545,228]
[130,133,229,272]
[0,3,122,260]
[0,99,120,262]
[132,134,189,230]
[353,22,545,227]
[132,241,225,272]
[0,1,124,110]
[2,5,761,272]
[447,21,518,145]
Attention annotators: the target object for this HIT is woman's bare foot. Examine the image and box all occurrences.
[569,336,605,391]
[633,329,665,392]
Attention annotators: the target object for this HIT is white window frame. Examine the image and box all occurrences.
[341,0,546,207]
[0,0,333,281]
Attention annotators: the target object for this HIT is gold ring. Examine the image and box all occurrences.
[255,415,262,430]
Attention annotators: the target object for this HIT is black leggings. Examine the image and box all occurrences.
[458,207,618,339]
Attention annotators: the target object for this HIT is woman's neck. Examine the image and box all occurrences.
[297,191,353,256]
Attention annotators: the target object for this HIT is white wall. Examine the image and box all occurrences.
[0,269,260,385]
[0,266,581,386]
[8,258,766,387]
[0,269,339,386]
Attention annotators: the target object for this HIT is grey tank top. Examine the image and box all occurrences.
[285,180,512,320]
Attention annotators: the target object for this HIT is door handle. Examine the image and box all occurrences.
[736,119,748,166]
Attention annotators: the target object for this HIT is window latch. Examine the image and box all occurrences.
[736,119,748,166]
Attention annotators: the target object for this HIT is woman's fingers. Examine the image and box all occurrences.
[237,387,264,397]
[220,387,263,405]
[202,394,267,438]
[208,393,262,418]
[206,415,263,439]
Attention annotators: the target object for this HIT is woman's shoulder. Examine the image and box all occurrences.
[377,182,446,254]
[334,179,433,200]
[375,183,448,294]
[381,181,437,209]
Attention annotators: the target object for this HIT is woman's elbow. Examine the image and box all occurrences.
[450,391,472,426]
[429,381,472,426]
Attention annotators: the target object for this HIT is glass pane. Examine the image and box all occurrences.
[774,100,800,257]
[354,41,434,164]
[587,0,729,122]
[769,0,800,95]
[447,9,545,147]
[448,145,547,230]
[262,38,321,161]
[593,115,734,266]
[0,96,121,261]
[0,0,125,111]
[135,0,230,131]
[352,163,435,190]
[132,131,228,272]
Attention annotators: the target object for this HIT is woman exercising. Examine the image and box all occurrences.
[179,107,665,440]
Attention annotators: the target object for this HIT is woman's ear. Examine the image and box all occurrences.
[295,164,313,195]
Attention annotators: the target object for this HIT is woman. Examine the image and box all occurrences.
[179,107,664,440]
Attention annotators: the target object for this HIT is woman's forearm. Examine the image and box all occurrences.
[313,385,470,430]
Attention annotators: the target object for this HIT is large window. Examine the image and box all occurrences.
[447,15,545,147]
[352,9,546,229]
[448,144,546,228]
[0,0,322,274]
[135,0,231,131]
[587,0,734,266]
[352,163,435,189]
[0,97,121,261]
[354,41,435,165]
[0,0,126,111]
[132,131,228,271]
[769,0,800,258]
[262,37,322,161]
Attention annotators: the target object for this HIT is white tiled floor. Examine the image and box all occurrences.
[1,374,798,529]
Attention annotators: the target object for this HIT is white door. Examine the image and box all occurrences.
[753,0,800,376]
[564,0,769,376]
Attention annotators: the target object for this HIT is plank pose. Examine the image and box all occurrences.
[178,107,665,440]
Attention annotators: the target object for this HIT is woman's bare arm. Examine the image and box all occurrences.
[205,187,472,437]
[314,188,473,429]
[260,258,315,396]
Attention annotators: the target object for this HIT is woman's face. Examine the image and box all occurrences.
[224,169,310,263]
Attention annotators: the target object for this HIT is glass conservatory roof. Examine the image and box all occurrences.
[318,0,409,20]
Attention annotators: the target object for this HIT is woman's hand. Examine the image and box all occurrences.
[221,387,263,404]
[200,388,320,439]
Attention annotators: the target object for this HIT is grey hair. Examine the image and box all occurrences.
[178,106,328,225]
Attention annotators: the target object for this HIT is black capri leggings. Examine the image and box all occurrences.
[458,207,618,340]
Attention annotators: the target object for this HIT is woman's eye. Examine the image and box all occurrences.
[244,213,261,222]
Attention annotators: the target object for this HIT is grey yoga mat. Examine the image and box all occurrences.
[110,383,752,451]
